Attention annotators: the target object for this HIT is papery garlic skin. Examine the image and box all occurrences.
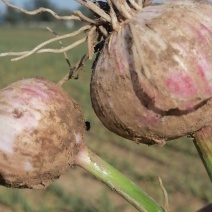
[91,1,212,144]
[0,78,85,189]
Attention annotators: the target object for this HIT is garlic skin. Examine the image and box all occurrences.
[91,1,212,144]
[0,78,85,189]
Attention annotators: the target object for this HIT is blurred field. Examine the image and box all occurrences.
[0,25,212,212]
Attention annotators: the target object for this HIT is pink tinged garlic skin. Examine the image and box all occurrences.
[91,1,212,144]
[0,78,85,189]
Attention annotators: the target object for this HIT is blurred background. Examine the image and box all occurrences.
[0,0,212,211]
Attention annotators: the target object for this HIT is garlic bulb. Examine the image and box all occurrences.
[91,1,212,144]
[0,78,85,189]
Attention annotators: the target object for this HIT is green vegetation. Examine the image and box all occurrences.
[0,26,211,212]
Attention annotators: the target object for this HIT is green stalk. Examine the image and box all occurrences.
[75,146,164,212]
[193,125,212,182]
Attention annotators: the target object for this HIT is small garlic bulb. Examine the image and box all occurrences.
[91,1,212,144]
[0,78,85,189]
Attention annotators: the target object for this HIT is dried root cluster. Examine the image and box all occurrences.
[0,0,152,83]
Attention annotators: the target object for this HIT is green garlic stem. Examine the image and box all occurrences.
[75,147,164,212]
[194,125,212,182]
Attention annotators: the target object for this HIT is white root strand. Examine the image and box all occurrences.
[73,10,97,24]
[88,26,97,60]
[121,0,133,19]
[0,52,27,57]
[76,0,111,23]
[128,0,143,11]
[87,1,111,22]
[0,37,87,61]
[47,27,72,86]
[46,27,71,68]
[137,0,143,7]
[13,37,87,61]
[98,26,108,37]
[110,0,132,19]
[1,0,80,21]
[107,0,119,31]
[123,0,134,14]
[110,0,122,15]
[4,25,91,61]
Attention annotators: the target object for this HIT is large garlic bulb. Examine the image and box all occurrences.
[91,1,212,144]
[0,78,85,189]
